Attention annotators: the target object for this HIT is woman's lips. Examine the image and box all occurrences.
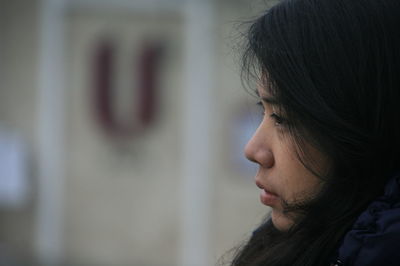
[260,189,279,206]
[255,179,279,206]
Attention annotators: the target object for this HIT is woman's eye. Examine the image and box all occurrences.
[256,101,285,126]
[270,113,284,126]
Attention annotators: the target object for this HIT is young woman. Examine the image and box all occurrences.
[229,0,400,265]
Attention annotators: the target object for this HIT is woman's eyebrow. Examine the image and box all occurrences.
[261,96,279,105]
[254,89,279,105]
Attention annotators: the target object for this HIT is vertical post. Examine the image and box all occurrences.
[180,0,217,265]
[36,0,66,264]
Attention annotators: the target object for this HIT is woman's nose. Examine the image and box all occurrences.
[244,127,274,168]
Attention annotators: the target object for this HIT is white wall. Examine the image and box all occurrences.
[64,10,184,265]
[0,0,279,265]
[0,0,39,262]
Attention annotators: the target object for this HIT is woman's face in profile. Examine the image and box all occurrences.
[244,85,329,231]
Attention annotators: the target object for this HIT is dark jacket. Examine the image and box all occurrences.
[333,172,400,266]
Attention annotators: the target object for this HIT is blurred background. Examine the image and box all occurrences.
[0,0,278,265]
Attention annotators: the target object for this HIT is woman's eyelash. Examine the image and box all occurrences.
[270,113,284,125]
[256,101,285,125]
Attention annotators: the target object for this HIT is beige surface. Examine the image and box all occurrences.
[0,1,278,265]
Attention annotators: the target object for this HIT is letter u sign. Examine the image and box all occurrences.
[92,38,163,138]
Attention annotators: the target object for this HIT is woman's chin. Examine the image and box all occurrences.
[271,210,294,232]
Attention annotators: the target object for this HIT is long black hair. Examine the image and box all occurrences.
[228,0,400,265]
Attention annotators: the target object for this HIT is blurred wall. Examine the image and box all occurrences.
[0,0,38,263]
[0,0,39,140]
[0,0,279,265]
[64,9,184,266]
